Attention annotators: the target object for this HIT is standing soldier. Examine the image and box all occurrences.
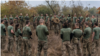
[9,15,13,23]
[19,13,24,30]
[15,24,22,56]
[91,15,97,28]
[40,14,44,19]
[58,14,62,30]
[50,14,53,30]
[85,15,90,22]
[7,21,14,53]
[72,14,77,29]
[3,15,8,29]
[14,15,19,25]
[71,23,83,56]
[79,14,84,29]
[67,14,71,24]
[60,22,73,56]
[37,14,40,25]
[45,14,49,29]
[52,14,60,35]
[22,21,32,56]
[25,14,29,22]
[36,19,49,56]
[85,15,91,27]
[33,15,37,29]
[91,23,100,56]
[1,20,6,50]
[82,22,92,56]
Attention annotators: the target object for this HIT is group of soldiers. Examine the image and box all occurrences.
[1,12,100,56]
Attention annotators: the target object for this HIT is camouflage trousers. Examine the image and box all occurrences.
[1,36,6,50]
[72,38,83,56]
[33,22,37,29]
[37,41,48,56]
[53,23,59,35]
[8,36,14,52]
[91,39,99,56]
[62,41,73,56]
[14,20,18,26]
[20,21,23,30]
[50,21,53,30]
[45,22,50,29]
[83,39,91,56]
[15,36,22,52]
[22,39,32,56]
[58,22,62,30]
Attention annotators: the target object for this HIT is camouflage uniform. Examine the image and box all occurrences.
[33,16,37,29]
[9,17,13,23]
[8,36,14,52]
[37,41,48,56]
[52,17,60,35]
[36,25,49,56]
[50,16,53,30]
[22,26,32,56]
[14,17,18,25]
[1,36,6,50]
[91,39,99,56]
[72,17,77,29]
[83,27,91,56]
[91,27,100,56]
[3,17,8,29]
[45,16,49,29]
[7,25,14,52]
[1,24,6,50]
[85,17,91,27]
[72,29,83,56]
[19,16,24,30]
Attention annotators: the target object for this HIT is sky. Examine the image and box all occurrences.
[1,0,100,8]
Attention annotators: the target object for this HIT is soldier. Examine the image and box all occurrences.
[50,14,53,30]
[85,15,90,22]
[52,14,60,35]
[9,15,13,23]
[91,15,97,28]
[60,22,73,56]
[79,14,84,29]
[91,23,100,56]
[45,14,49,29]
[58,14,62,30]
[14,15,19,25]
[67,14,71,24]
[67,14,71,27]
[15,24,22,56]
[72,14,77,29]
[37,14,40,25]
[7,21,14,53]
[36,19,49,56]
[25,14,29,23]
[40,14,44,19]
[1,20,6,50]
[19,13,24,30]
[71,23,83,56]
[3,15,8,29]
[82,22,92,56]
[22,20,32,56]
[33,15,37,29]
